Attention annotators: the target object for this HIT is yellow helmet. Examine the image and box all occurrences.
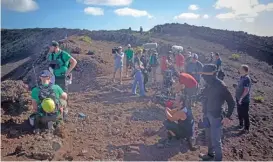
[41,98,56,113]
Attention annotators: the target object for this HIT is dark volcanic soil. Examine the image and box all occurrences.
[1,26,273,161]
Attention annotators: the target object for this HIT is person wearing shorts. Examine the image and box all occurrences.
[113,46,124,84]
[125,44,134,77]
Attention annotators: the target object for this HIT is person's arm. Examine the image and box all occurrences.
[239,77,250,102]
[31,88,39,112]
[67,57,77,75]
[223,86,235,119]
[32,99,38,112]
[61,92,68,100]
[166,107,179,115]
[166,109,187,121]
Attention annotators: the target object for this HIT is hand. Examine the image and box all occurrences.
[238,98,242,105]
[222,118,231,126]
[65,71,70,77]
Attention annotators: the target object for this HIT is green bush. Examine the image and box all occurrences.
[79,35,92,44]
[229,54,240,60]
[253,96,264,103]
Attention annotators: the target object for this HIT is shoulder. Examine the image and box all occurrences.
[31,87,39,93]
[61,50,71,57]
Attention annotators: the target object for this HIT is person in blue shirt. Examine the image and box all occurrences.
[214,53,225,80]
[113,46,124,84]
[185,53,203,83]
[235,65,251,133]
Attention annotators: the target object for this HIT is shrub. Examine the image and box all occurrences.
[253,95,264,103]
[229,54,240,60]
[79,36,92,44]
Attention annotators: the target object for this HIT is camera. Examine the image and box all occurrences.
[112,47,119,54]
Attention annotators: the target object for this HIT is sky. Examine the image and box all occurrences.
[1,0,273,36]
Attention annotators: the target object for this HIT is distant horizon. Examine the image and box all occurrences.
[2,0,273,36]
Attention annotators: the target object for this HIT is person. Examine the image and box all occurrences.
[160,53,168,76]
[133,49,141,67]
[31,70,68,133]
[131,62,145,97]
[149,49,159,83]
[113,46,124,84]
[214,53,225,80]
[48,41,77,91]
[185,53,203,83]
[199,64,235,161]
[125,44,134,77]
[140,49,149,92]
[163,94,197,150]
[235,65,251,133]
[173,72,198,108]
[175,51,185,72]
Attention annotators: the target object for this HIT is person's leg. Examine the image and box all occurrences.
[236,100,244,128]
[125,59,129,77]
[132,77,138,94]
[119,66,123,84]
[60,99,68,121]
[242,102,250,131]
[207,113,223,161]
[113,66,118,82]
[55,77,66,91]
[153,66,157,83]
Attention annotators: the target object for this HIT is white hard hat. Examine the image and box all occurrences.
[127,44,131,47]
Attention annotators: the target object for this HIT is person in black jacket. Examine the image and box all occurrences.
[199,64,235,161]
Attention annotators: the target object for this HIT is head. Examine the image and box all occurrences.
[118,46,122,53]
[215,52,220,59]
[201,64,217,84]
[191,53,198,63]
[239,64,249,76]
[49,41,60,53]
[136,48,143,55]
[39,70,52,84]
[174,94,185,108]
[127,44,131,49]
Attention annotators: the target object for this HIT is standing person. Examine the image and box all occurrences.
[131,62,145,97]
[133,49,141,67]
[214,53,225,80]
[175,51,185,73]
[185,53,203,83]
[235,65,251,133]
[149,49,159,84]
[125,44,134,77]
[113,46,124,84]
[173,72,198,108]
[199,64,235,161]
[31,70,68,133]
[48,41,77,91]
[140,49,149,92]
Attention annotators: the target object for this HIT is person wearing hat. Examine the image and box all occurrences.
[48,41,77,91]
[31,70,68,133]
[199,64,235,161]
[214,53,225,80]
[113,46,124,84]
[124,44,134,77]
[185,53,203,83]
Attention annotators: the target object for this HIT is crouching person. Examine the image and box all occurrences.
[162,95,197,151]
[30,70,68,133]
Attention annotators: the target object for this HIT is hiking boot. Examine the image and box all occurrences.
[236,125,244,130]
[199,153,215,161]
[33,128,41,135]
[241,129,249,134]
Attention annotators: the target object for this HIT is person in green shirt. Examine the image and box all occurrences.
[124,44,134,77]
[31,70,68,133]
[48,41,77,91]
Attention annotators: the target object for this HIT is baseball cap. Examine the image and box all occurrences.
[40,70,52,77]
[192,53,198,59]
[118,46,122,49]
[127,44,131,47]
[51,41,59,47]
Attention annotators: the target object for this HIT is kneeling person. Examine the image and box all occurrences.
[31,70,68,132]
[163,95,196,150]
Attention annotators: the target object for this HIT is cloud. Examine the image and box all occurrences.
[1,0,38,12]
[214,0,273,22]
[84,7,104,15]
[174,13,200,20]
[188,5,199,11]
[203,14,209,19]
[114,7,153,18]
[77,0,132,6]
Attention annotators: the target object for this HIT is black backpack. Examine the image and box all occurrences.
[38,83,60,115]
[50,50,70,69]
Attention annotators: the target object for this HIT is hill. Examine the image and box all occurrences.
[1,24,273,161]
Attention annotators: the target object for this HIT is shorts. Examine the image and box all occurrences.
[126,59,133,68]
[114,63,123,72]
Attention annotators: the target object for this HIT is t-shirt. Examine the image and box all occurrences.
[31,84,64,104]
[175,54,185,67]
[215,58,222,71]
[161,56,167,71]
[114,52,124,67]
[186,61,203,82]
[179,73,198,88]
[125,49,134,60]
[48,50,72,77]
[235,75,251,102]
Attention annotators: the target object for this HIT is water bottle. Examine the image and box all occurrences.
[65,73,72,86]
[63,109,68,121]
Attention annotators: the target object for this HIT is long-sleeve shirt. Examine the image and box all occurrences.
[202,78,235,118]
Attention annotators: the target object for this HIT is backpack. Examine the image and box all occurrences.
[50,50,70,69]
[150,53,159,66]
[38,83,60,115]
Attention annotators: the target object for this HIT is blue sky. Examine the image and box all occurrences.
[2,0,273,36]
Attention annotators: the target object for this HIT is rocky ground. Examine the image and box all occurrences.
[1,25,273,161]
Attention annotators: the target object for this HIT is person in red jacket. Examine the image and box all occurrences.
[173,72,198,107]
[175,51,185,72]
